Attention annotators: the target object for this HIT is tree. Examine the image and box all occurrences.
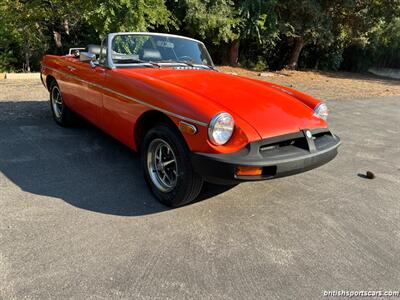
[0,0,174,71]
[83,0,174,35]
[232,0,278,66]
[276,0,400,69]
[166,0,239,63]
[1,0,399,72]
[0,0,90,70]
[0,0,48,71]
[369,17,400,68]
[167,0,278,66]
[276,0,336,69]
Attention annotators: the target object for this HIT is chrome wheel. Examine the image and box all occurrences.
[51,86,63,119]
[147,138,178,192]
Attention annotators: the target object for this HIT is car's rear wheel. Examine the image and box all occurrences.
[49,81,76,126]
[141,124,203,207]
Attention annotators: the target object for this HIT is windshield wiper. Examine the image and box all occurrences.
[198,64,215,70]
[177,60,215,70]
[148,61,161,68]
[178,61,195,67]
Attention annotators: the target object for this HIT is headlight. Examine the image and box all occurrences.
[208,112,234,145]
[314,103,329,121]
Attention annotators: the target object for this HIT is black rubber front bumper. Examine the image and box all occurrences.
[191,128,341,185]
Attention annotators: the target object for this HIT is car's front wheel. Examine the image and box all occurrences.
[141,124,203,207]
[49,81,76,126]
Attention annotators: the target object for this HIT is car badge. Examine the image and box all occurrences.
[305,130,312,139]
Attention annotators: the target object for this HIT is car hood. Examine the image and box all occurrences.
[120,69,326,138]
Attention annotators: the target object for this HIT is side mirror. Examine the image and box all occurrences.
[80,52,96,63]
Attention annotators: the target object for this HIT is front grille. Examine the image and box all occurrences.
[313,131,337,150]
[260,136,308,152]
[259,129,333,154]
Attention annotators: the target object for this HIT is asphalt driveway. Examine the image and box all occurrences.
[1,94,399,299]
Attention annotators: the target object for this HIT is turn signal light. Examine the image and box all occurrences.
[236,166,263,176]
[179,121,197,135]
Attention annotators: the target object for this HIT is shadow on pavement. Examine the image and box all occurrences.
[0,100,235,216]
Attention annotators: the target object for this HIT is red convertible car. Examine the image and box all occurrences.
[41,32,341,207]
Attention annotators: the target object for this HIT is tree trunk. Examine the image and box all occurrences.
[63,19,70,35]
[53,31,62,48]
[221,50,229,65]
[25,52,30,72]
[24,32,31,72]
[287,37,305,69]
[229,39,239,66]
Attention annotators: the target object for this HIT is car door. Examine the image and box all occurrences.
[100,70,147,149]
[56,57,83,114]
[68,61,105,126]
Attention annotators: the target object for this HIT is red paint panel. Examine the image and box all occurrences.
[117,68,327,139]
[41,55,327,155]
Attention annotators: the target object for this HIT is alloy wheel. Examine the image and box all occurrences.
[147,138,178,192]
[51,86,63,119]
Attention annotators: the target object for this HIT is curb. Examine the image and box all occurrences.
[368,68,400,80]
[1,73,41,80]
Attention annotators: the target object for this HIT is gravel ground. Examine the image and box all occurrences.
[0,77,399,299]
[219,67,400,100]
[1,68,400,102]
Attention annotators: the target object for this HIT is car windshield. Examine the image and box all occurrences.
[110,34,214,68]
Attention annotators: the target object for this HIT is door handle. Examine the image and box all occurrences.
[67,66,76,71]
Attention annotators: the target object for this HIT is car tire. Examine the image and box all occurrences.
[49,81,76,126]
[141,124,204,207]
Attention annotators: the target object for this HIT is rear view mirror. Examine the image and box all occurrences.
[79,52,96,62]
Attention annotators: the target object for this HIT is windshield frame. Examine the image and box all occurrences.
[106,32,215,69]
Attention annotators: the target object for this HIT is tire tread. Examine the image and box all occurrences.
[141,123,203,207]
